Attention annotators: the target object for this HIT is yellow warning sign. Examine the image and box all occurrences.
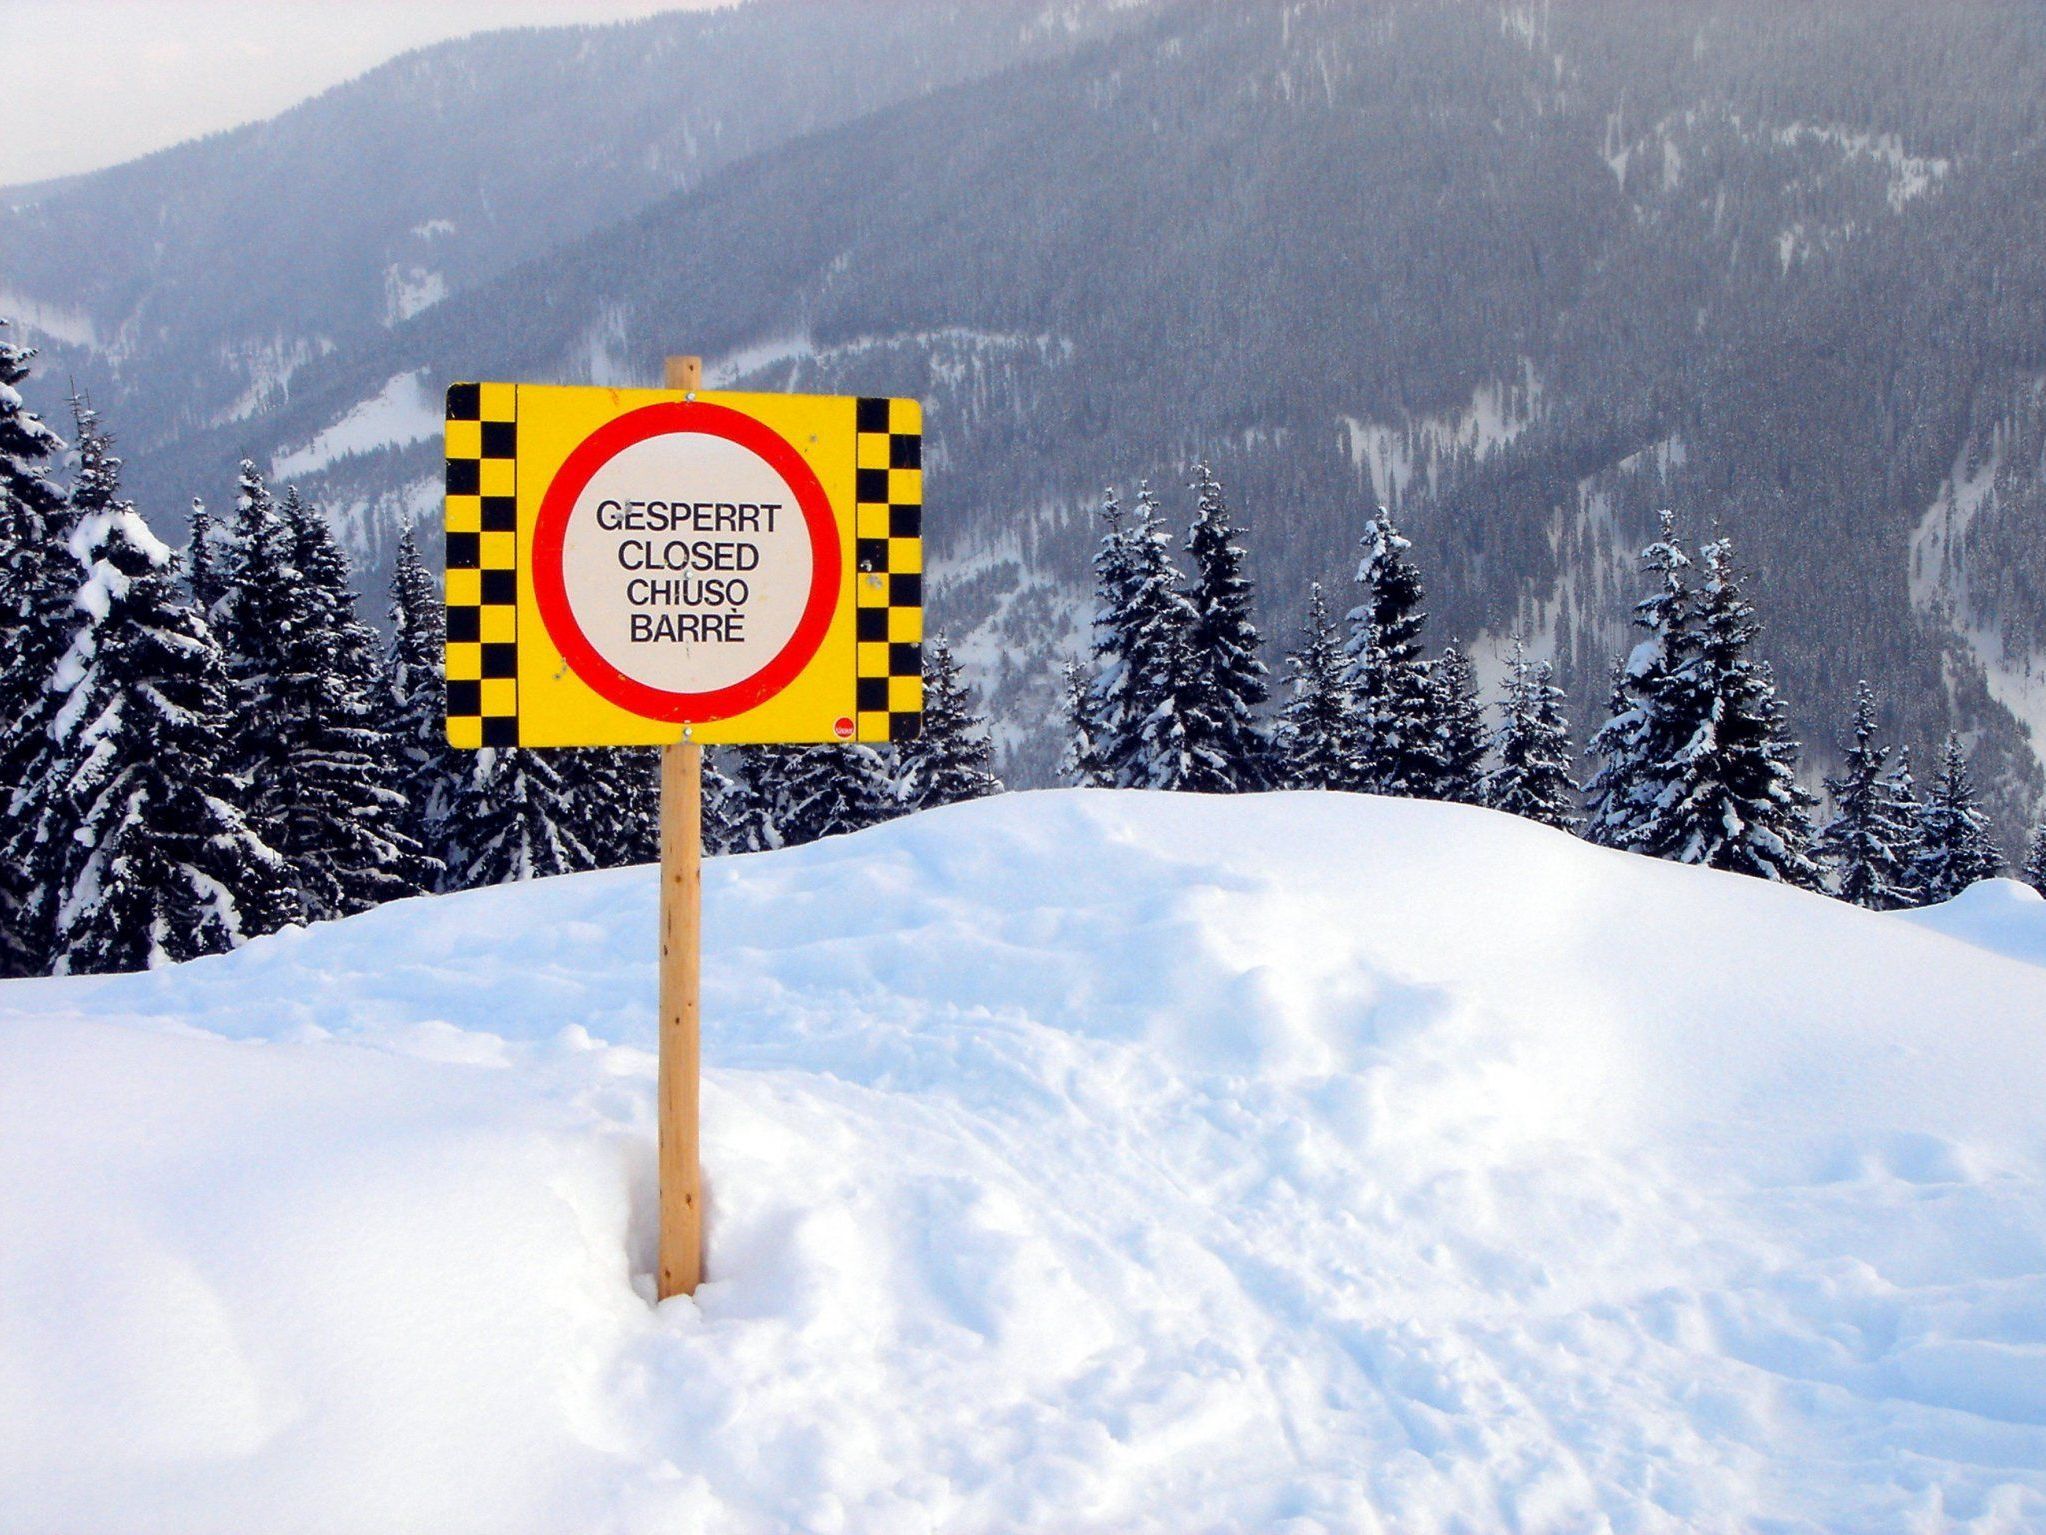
[443,382,924,748]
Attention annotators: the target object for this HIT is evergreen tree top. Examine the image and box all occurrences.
[1885,745,1922,821]
[1130,477,1168,538]
[1187,460,1237,537]
[186,497,229,617]
[1912,733,2005,901]
[1694,537,1760,648]
[388,527,444,671]
[1626,509,1694,678]
[1929,735,1980,802]
[1356,506,1412,571]
[62,409,172,582]
[284,485,383,682]
[1123,479,1192,606]
[0,319,65,514]
[1341,504,1437,795]
[1347,506,1429,660]
[67,401,129,519]
[1089,484,1137,646]
[1485,638,1578,831]
[1434,638,1478,692]
[1814,681,1914,910]
[895,633,1003,810]
[1274,581,1357,793]
[236,458,274,521]
[1824,682,1888,796]
[290,488,348,598]
[1184,463,1255,597]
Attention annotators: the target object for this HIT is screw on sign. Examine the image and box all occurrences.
[442,356,926,1297]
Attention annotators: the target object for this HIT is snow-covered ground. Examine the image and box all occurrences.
[4,791,2045,1534]
[271,370,441,479]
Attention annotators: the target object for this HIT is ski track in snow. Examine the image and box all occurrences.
[3,791,2045,1533]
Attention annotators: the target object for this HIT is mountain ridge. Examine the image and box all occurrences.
[10,0,2046,838]
[2,0,1141,444]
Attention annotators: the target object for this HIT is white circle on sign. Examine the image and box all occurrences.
[557,432,815,696]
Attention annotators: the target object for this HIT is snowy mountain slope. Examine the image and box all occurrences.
[5,791,2045,1533]
[74,0,2046,827]
[0,0,1137,448]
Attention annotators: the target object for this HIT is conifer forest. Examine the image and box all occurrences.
[4,319,2038,974]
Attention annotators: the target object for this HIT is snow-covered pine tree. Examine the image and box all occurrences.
[2023,814,2046,900]
[1484,640,1577,830]
[1056,657,1109,787]
[185,496,229,619]
[441,746,600,886]
[1428,640,1488,804]
[1177,462,1269,791]
[1341,508,1437,795]
[0,320,62,526]
[1648,538,1819,883]
[28,411,297,973]
[0,323,71,974]
[1880,746,1926,906]
[264,488,437,916]
[742,747,799,848]
[770,743,897,846]
[893,634,1003,811]
[702,751,743,855]
[1584,512,1698,853]
[617,750,663,863]
[1121,481,1206,790]
[577,749,659,867]
[1083,487,1140,783]
[290,490,383,685]
[1272,582,1356,790]
[1811,682,1915,909]
[1910,734,2004,903]
[705,749,779,856]
[385,526,463,868]
[214,459,298,779]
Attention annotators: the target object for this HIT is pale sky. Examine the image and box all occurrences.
[2,1,737,187]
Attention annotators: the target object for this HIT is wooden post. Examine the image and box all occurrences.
[657,353,704,1300]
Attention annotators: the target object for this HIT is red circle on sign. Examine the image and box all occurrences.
[832,716,854,740]
[531,401,841,723]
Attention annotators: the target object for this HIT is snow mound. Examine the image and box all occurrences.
[1905,877,2046,971]
[4,790,2045,1533]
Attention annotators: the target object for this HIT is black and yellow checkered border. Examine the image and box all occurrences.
[443,381,519,749]
[853,396,923,742]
